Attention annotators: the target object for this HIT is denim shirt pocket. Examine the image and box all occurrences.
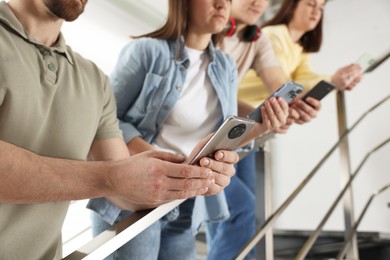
[137,72,169,112]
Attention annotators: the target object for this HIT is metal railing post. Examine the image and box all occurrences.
[336,90,359,259]
[264,139,274,260]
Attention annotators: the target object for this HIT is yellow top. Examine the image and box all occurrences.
[238,24,331,106]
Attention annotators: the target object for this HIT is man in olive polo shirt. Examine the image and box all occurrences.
[0,0,238,259]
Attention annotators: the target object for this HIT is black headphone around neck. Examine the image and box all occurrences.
[225,17,261,42]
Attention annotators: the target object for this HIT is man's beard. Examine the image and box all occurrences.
[43,0,87,21]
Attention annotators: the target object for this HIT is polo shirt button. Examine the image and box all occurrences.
[48,63,56,71]
[43,50,51,56]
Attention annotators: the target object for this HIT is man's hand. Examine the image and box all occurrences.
[107,150,217,210]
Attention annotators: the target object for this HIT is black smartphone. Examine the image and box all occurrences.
[302,80,335,106]
[186,115,256,165]
[248,81,304,123]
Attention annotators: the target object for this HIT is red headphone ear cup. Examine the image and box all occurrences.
[242,25,261,42]
[225,17,237,37]
[252,26,261,41]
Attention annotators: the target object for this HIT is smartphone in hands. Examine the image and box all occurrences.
[186,115,256,165]
[302,80,335,107]
[248,81,304,123]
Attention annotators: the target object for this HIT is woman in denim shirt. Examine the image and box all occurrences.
[88,0,289,259]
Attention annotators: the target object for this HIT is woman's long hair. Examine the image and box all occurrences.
[263,0,324,53]
[134,0,225,46]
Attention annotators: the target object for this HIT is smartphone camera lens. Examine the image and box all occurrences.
[228,124,246,139]
[288,90,297,99]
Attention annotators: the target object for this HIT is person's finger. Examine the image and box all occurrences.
[288,106,300,120]
[297,100,317,118]
[212,173,231,188]
[164,163,215,179]
[163,187,211,201]
[201,149,239,164]
[266,98,283,129]
[261,105,272,130]
[271,97,288,125]
[199,156,236,178]
[304,97,321,111]
[145,150,185,163]
[203,183,224,196]
[165,175,215,192]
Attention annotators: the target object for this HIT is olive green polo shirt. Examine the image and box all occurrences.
[0,2,123,259]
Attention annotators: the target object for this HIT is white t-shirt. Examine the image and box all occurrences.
[154,47,221,157]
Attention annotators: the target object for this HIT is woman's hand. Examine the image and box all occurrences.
[331,64,363,91]
[253,97,289,136]
[288,97,322,125]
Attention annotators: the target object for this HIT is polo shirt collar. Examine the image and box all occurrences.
[0,1,74,65]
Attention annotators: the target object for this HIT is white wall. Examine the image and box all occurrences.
[272,0,390,233]
[62,0,390,234]
[62,0,167,74]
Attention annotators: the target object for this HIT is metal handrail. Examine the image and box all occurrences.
[296,137,390,259]
[63,199,185,259]
[64,94,389,259]
[336,184,390,260]
[235,94,390,259]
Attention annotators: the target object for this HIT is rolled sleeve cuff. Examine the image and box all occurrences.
[119,121,142,144]
[87,198,121,225]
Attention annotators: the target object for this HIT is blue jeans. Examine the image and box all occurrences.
[206,150,261,260]
[91,198,196,260]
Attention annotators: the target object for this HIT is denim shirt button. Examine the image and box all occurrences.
[163,105,169,111]
[175,85,182,91]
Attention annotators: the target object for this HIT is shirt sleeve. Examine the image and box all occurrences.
[110,40,149,143]
[95,75,123,140]
[264,26,331,91]
[292,53,332,90]
[252,33,280,75]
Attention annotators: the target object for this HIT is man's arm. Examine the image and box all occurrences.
[0,139,216,210]
[0,139,110,203]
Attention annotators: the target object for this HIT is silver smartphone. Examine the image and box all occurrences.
[248,81,304,123]
[186,115,256,165]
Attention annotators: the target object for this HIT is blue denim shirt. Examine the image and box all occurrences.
[88,37,238,232]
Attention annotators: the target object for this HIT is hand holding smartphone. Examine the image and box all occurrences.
[248,81,304,123]
[302,80,335,107]
[186,116,256,165]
